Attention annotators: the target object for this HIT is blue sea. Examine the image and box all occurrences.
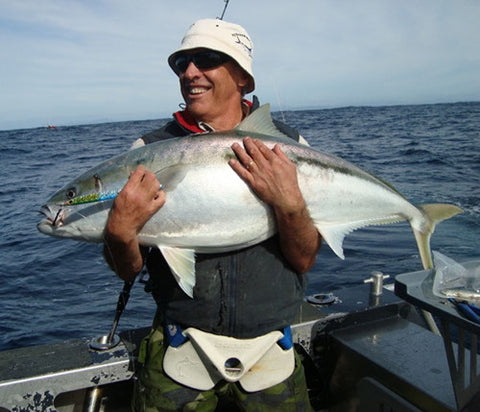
[1,102,479,351]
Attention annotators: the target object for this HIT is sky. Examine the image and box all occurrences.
[1,0,479,130]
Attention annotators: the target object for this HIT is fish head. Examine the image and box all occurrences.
[37,168,123,243]
[37,202,109,242]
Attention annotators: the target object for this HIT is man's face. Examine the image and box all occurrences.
[178,49,249,123]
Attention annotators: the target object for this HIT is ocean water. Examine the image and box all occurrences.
[0,102,479,351]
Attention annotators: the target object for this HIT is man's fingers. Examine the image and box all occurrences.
[231,142,255,172]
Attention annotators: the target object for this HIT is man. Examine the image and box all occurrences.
[104,18,321,411]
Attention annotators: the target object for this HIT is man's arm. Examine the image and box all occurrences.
[103,166,165,281]
[229,137,321,273]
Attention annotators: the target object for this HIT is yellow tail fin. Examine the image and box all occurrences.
[413,203,463,269]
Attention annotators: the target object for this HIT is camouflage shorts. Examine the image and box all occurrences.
[132,327,313,412]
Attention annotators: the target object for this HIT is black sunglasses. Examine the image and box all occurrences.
[172,51,230,74]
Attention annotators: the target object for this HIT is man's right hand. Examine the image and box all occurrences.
[103,165,165,280]
[107,165,165,240]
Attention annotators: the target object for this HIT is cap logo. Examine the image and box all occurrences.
[232,33,253,58]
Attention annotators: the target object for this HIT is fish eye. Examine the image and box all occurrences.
[66,187,77,199]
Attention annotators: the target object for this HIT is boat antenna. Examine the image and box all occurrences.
[218,0,230,20]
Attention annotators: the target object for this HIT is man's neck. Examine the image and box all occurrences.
[194,101,250,132]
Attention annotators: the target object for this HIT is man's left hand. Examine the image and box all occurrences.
[229,137,305,213]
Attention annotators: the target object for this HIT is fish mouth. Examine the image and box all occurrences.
[38,204,66,228]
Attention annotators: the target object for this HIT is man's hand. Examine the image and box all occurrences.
[103,165,165,280]
[229,137,305,214]
[107,165,165,240]
[229,137,321,274]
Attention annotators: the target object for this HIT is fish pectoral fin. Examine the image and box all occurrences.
[154,165,190,192]
[158,246,196,298]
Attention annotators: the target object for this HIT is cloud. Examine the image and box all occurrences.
[1,0,479,129]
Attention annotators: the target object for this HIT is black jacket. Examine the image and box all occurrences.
[143,98,306,338]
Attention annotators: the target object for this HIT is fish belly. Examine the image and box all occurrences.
[138,163,276,252]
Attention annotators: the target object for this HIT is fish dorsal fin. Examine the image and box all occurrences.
[235,104,291,141]
[158,246,196,298]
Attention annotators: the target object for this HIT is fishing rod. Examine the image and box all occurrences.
[218,0,230,20]
[90,280,134,350]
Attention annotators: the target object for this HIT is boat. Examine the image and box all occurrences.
[1,266,479,411]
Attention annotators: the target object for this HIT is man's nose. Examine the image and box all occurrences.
[183,61,202,78]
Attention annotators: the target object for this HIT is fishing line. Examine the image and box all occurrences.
[215,0,287,124]
[272,79,287,123]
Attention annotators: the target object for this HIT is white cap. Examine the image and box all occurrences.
[168,18,255,93]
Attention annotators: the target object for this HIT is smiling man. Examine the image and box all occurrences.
[103,18,320,411]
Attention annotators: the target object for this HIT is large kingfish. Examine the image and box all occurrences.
[38,104,462,297]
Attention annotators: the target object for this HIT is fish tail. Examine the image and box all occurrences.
[413,203,463,269]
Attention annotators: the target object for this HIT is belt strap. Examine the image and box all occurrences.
[164,321,293,349]
[165,322,187,348]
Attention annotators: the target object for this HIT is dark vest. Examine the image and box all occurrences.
[143,99,306,339]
